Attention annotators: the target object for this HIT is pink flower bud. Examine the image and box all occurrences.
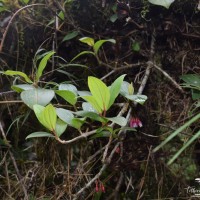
[130,117,142,128]
[95,181,99,192]
[136,118,143,127]
[130,118,137,128]
[101,183,105,193]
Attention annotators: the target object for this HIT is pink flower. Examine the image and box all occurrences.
[95,180,99,192]
[101,183,105,193]
[130,117,143,128]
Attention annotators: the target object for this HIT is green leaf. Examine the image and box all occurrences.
[59,84,77,95]
[62,31,79,42]
[21,89,55,109]
[11,84,35,93]
[120,81,131,96]
[56,108,74,124]
[26,132,54,139]
[82,102,97,112]
[79,37,94,46]
[70,51,95,63]
[110,14,118,23]
[108,74,126,109]
[128,82,134,95]
[106,116,127,126]
[132,41,140,52]
[91,127,114,139]
[55,90,77,105]
[82,96,102,114]
[20,0,30,4]
[75,111,107,123]
[4,70,33,83]
[58,11,64,20]
[42,104,57,131]
[180,74,200,89]
[153,113,200,153]
[88,76,110,111]
[167,130,200,165]
[55,118,67,137]
[125,94,147,105]
[93,39,116,55]
[78,91,91,96]
[148,0,175,9]
[113,127,136,135]
[70,118,85,130]
[36,51,55,81]
[34,104,57,131]
[33,104,45,123]
[192,89,200,100]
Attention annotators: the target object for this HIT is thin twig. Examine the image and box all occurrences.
[136,31,156,97]
[0,121,29,199]
[150,62,184,93]
[9,151,29,200]
[0,100,23,104]
[0,3,45,52]
[106,172,124,200]
[54,130,96,144]
[136,146,152,200]
[73,164,107,199]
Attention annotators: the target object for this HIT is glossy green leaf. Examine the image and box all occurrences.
[62,31,79,42]
[82,102,97,112]
[180,74,200,89]
[82,95,102,114]
[70,118,85,130]
[58,11,64,20]
[108,74,126,109]
[11,84,35,93]
[36,51,55,81]
[106,116,127,126]
[4,70,33,83]
[26,132,54,139]
[55,90,77,105]
[34,104,57,131]
[59,84,78,95]
[55,119,67,137]
[78,91,91,96]
[43,104,57,131]
[120,81,131,96]
[88,76,110,111]
[70,51,95,63]
[21,89,55,109]
[56,108,74,124]
[75,111,107,123]
[79,37,94,46]
[148,0,175,9]
[93,39,116,55]
[125,94,147,104]
[33,104,45,121]
[91,131,111,139]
